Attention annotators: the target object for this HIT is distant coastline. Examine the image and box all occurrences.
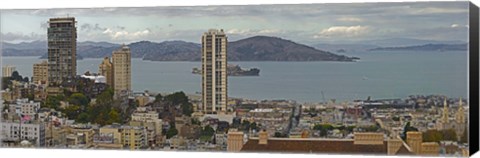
[369,43,467,52]
[3,36,359,62]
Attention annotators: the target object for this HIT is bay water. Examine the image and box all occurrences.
[1,51,468,103]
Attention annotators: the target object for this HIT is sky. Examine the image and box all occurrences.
[0,1,470,44]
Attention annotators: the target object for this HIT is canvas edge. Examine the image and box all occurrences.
[469,1,479,156]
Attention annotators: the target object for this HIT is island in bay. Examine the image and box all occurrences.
[192,64,260,76]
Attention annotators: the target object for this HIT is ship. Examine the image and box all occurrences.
[192,64,260,76]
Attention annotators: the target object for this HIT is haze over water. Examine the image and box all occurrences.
[2,51,468,103]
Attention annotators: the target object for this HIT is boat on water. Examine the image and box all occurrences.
[192,64,260,76]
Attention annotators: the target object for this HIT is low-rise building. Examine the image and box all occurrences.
[227,129,245,152]
[240,132,413,156]
[179,124,201,139]
[2,89,20,103]
[215,132,227,147]
[9,98,40,117]
[98,124,147,150]
[45,125,66,147]
[130,107,163,147]
[1,121,46,147]
[64,124,95,148]
[33,60,48,85]
[134,95,151,107]
[122,126,147,150]
[421,142,440,156]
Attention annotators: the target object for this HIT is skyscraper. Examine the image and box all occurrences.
[112,44,131,97]
[99,57,114,87]
[201,29,228,114]
[47,17,77,86]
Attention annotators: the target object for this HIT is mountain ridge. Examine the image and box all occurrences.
[5,36,358,62]
[369,43,468,52]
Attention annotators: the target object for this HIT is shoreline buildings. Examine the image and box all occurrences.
[2,65,16,77]
[201,29,228,114]
[47,17,77,86]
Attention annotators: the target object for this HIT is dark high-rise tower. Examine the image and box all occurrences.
[47,17,77,86]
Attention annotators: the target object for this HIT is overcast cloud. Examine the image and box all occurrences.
[0,2,470,44]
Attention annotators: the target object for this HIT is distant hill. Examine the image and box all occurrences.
[4,36,357,62]
[4,41,111,59]
[312,43,379,53]
[3,48,46,56]
[369,43,468,52]
[134,36,357,61]
[74,45,118,58]
[2,40,47,56]
[2,40,47,50]
[77,41,121,48]
[359,38,466,47]
[139,41,202,61]
[227,36,356,61]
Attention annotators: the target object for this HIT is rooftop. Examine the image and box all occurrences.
[240,137,413,156]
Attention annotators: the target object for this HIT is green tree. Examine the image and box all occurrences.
[201,125,215,137]
[273,132,287,138]
[96,88,114,105]
[423,130,444,143]
[250,122,258,131]
[200,135,212,142]
[164,91,188,105]
[274,132,283,137]
[96,112,108,126]
[106,109,121,124]
[314,124,334,131]
[441,129,458,141]
[2,104,10,112]
[363,125,380,132]
[2,77,12,90]
[191,118,201,125]
[158,91,195,117]
[26,94,34,101]
[460,127,468,143]
[76,112,90,123]
[63,88,73,98]
[392,116,400,121]
[241,120,251,131]
[402,122,418,141]
[154,93,163,102]
[62,105,81,120]
[11,71,22,81]
[335,125,346,131]
[45,95,65,110]
[346,126,356,133]
[166,127,178,139]
[322,124,334,131]
[181,102,193,116]
[68,93,90,107]
[313,124,333,137]
[86,102,113,125]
